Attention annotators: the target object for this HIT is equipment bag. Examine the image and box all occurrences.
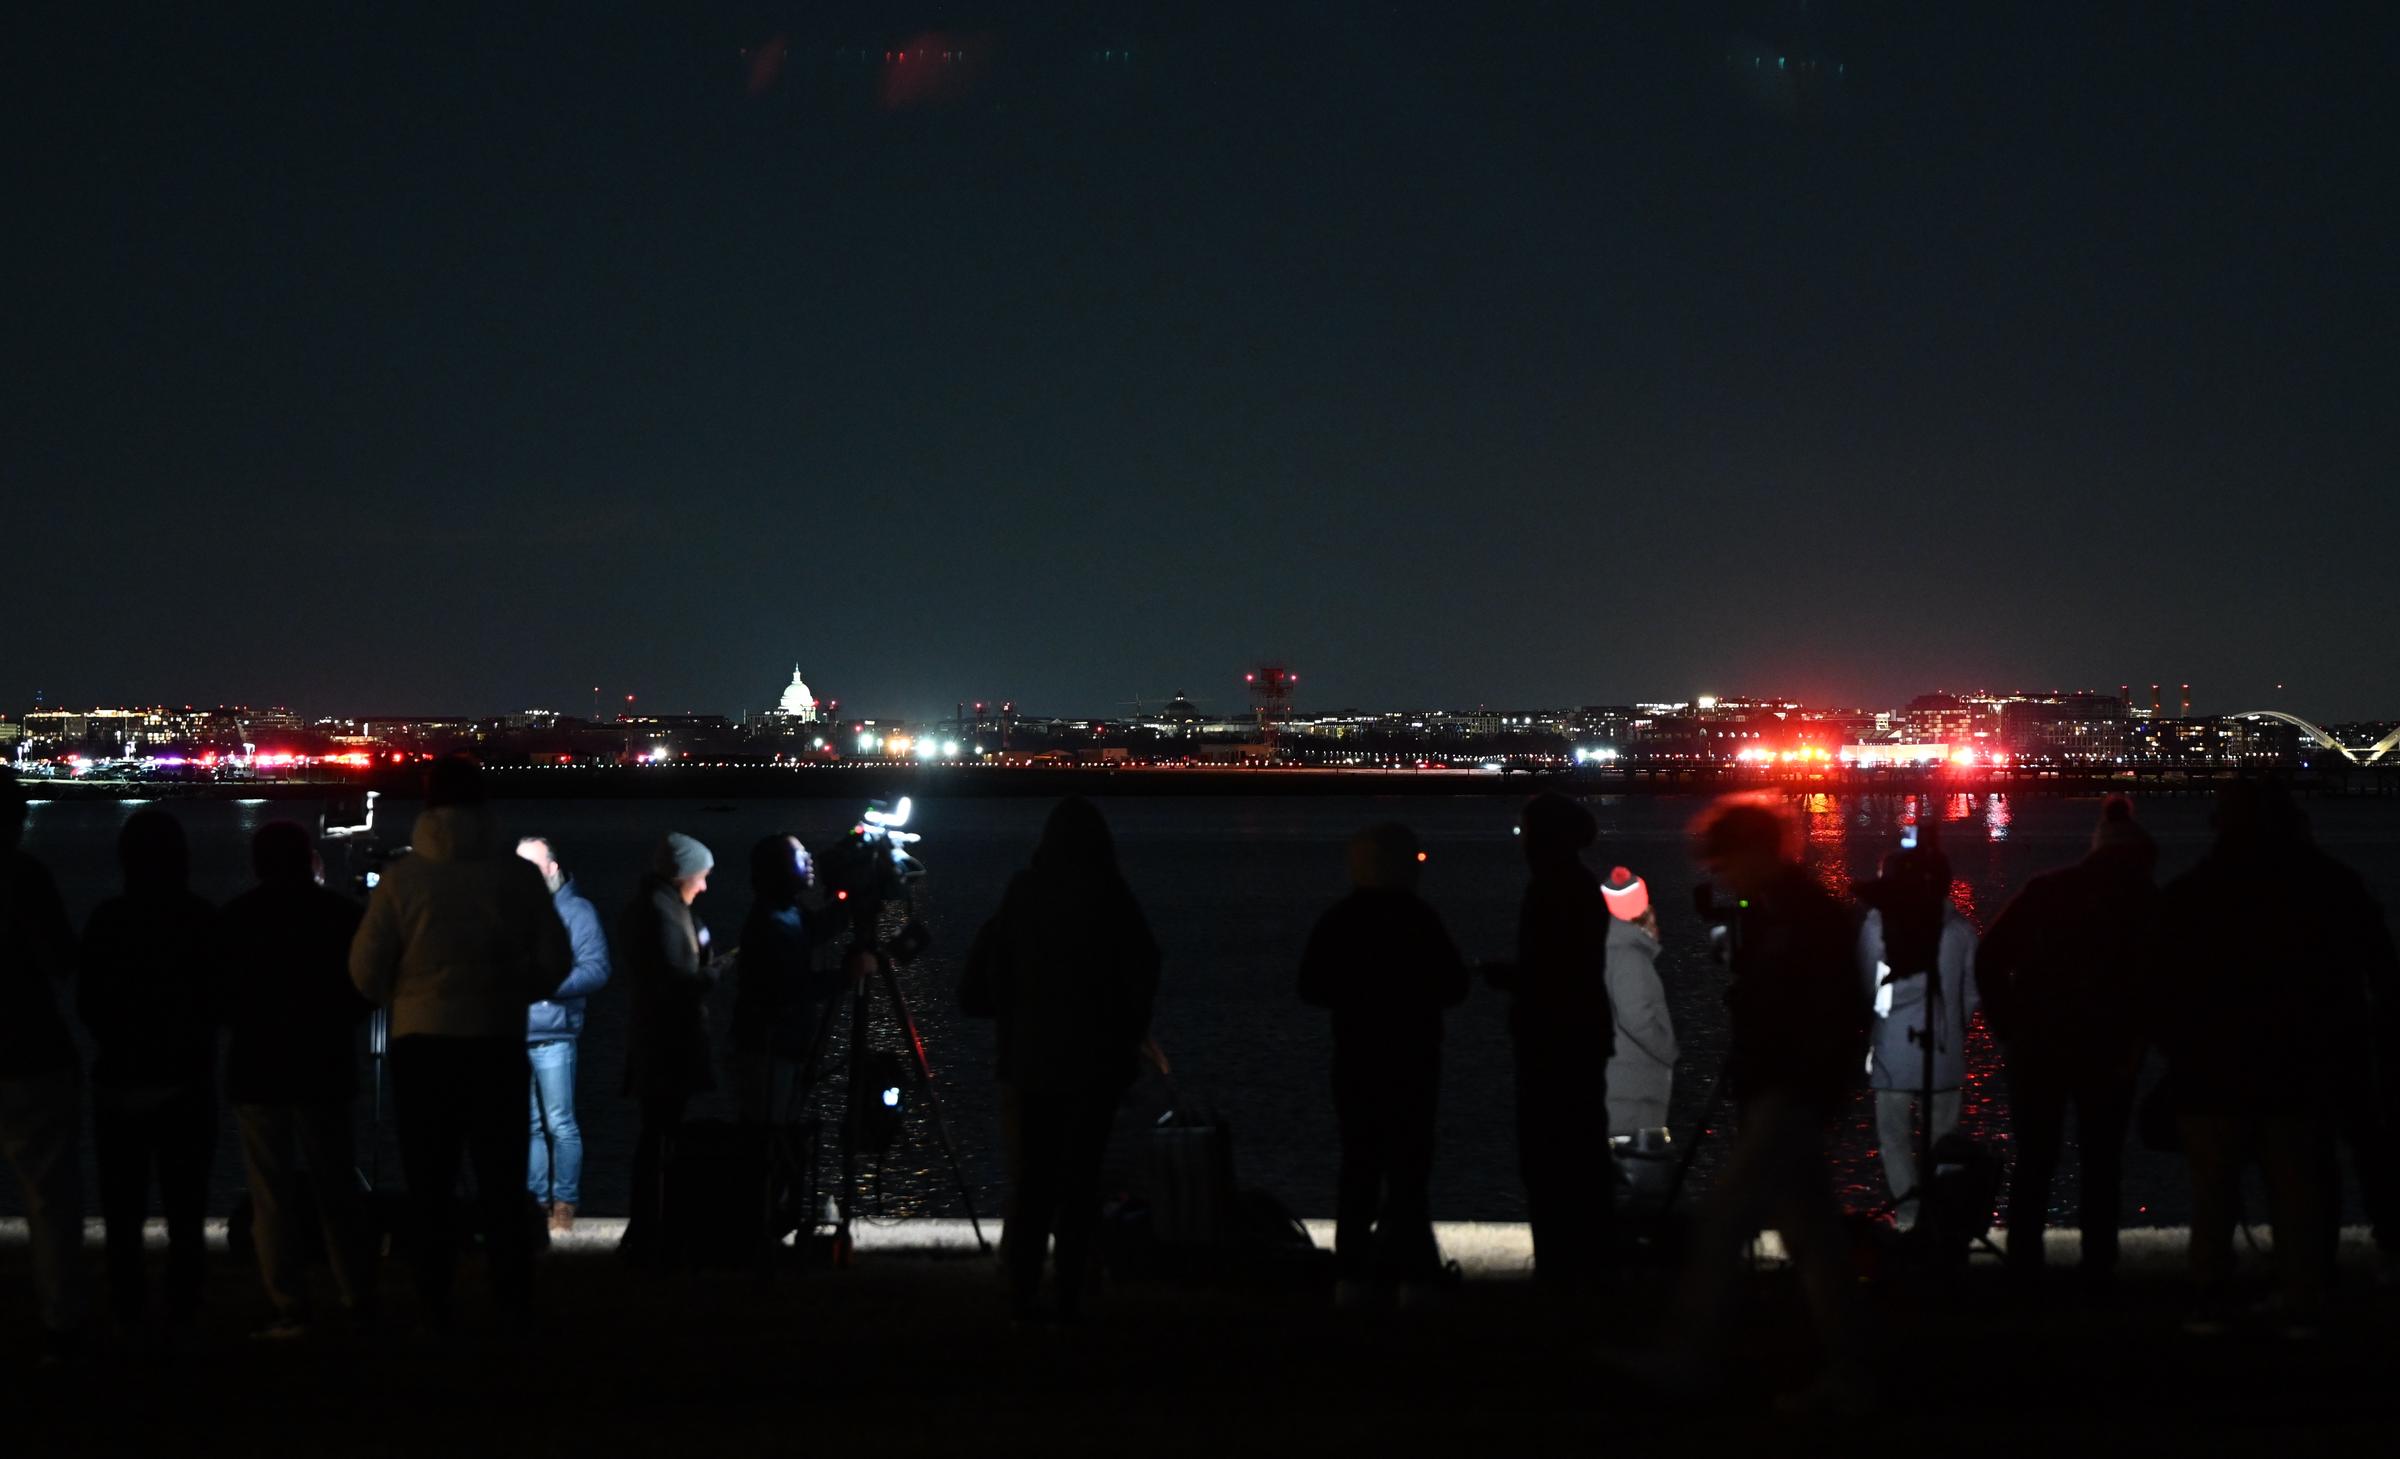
[1141,1105,1234,1249]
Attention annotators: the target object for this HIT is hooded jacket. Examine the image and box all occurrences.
[620,876,720,1099]
[526,876,610,1042]
[730,840,845,1059]
[349,806,572,1040]
[1603,916,1677,1125]
[1861,903,1979,1093]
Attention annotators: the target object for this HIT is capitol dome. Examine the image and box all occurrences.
[777,666,819,722]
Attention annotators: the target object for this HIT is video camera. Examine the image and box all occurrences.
[815,797,930,961]
[1855,810,1949,983]
[318,790,407,897]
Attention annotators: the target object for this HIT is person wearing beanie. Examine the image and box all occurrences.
[1297,823,1470,1307]
[619,831,722,1265]
[350,753,572,1324]
[1487,792,1616,1286]
[1976,793,2158,1293]
[1600,868,1678,1137]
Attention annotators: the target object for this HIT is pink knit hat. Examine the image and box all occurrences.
[1601,866,1650,921]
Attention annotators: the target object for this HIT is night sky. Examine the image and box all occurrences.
[14,4,2396,722]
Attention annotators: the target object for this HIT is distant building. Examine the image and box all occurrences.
[774,666,821,724]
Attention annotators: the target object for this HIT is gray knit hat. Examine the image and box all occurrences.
[652,832,715,880]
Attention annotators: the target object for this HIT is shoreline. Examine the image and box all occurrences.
[20,763,2389,803]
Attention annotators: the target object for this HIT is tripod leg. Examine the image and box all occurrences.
[878,957,991,1251]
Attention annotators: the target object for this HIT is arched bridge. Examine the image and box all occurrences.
[2233,711,2400,766]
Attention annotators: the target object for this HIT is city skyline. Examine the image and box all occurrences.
[16,7,2397,720]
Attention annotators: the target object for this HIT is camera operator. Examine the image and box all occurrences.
[1651,793,1873,1414]
[730,834,847,1127]
[1859,842,1979,1232]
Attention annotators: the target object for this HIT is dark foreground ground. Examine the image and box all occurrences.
[5,1235,2397,1457]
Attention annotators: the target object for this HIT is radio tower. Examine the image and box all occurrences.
[1245,664,1298,758]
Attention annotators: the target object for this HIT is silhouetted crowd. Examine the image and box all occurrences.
[2,759,2394,1414]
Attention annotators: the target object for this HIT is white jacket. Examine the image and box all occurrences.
[1860,904,1979,1092]
[350,806,571,1039]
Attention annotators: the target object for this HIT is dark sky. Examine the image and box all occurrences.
[14,3,2396,723]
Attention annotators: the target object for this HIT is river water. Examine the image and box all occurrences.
[14,790,2400,1227]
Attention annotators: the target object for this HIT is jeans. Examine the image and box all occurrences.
[1874,1087,1964,1226]
[235,1101,373,1320]
[0,1069,92,1334]
[390,1036,533,1317]
[999,1084,1117,1319]
[1332,1065,1441,1283]
[527,1040,584,1207]
[2006,1063,2134,1275]
[93,1082,214,1324]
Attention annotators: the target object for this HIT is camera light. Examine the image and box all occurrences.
[880,1086,902,1109]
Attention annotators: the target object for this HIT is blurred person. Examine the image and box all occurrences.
[1297,822,1470,1307]
[1976,795,2157,1292]
[516,836,611,1236]
[960,798,1159,1324]
[216,820,375,1338]
[730,833,844,1127]
[351,755,571,1327]
[0,766,92,1362]
[1860,847,1979,1232]
[1486,793,1615,1287]
[1649,794,1873,1414]
[78,807,219,1337]
[619,831,721,1265]
[1600,866,1677,1137]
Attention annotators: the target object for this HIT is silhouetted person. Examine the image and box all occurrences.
[79,807,218,1336]
[620,832,720,1265]
[515,835,610,1237]
[1487,793,1614,1287]
[1860,850,1978,1231]
[2267,802,2400,1279]
[0,766,92,1360]
[1599,866,1677,1137]
[1976,795,2157,1292]
[731,833,844,1126]
[1297,823,1469,1306]
[960,798,1159,1324]
[351,755,570,1327]
[1653,794,1872,1413]
[216,820,375,1338]
[2148,781,2349,1336]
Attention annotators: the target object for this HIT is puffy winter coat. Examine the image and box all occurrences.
[526,877,610,1042]
[349,806,571,1040]
[1861,903,1979,1092]
[1603,916,1677,1131]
